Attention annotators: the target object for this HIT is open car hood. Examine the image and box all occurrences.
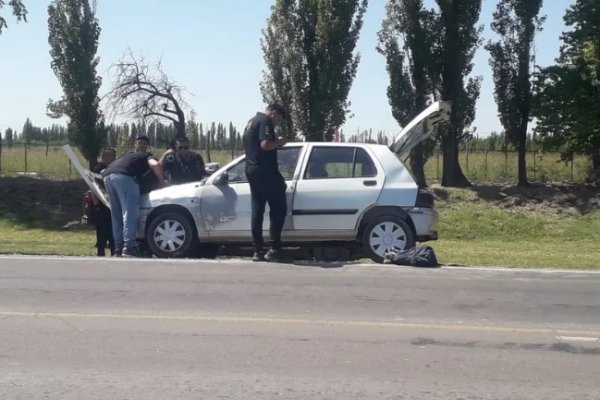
[389,101,452,157]
[63,145,110,209]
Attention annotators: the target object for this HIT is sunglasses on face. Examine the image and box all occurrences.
[176,146,189,150]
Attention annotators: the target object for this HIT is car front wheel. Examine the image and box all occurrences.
[146,212,195,258]
[362,216,415,263]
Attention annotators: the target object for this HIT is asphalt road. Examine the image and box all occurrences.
[1,256,599,399]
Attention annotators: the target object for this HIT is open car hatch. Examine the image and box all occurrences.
[63,145,110,209]
[389,101,452,157]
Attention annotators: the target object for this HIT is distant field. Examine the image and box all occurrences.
[0,144,589,183]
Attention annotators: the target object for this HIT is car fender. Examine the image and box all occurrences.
[355,205,416,239]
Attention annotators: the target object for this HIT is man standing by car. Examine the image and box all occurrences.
[243,103,292,263]
[102,134,165,257]
[159,136,207,184]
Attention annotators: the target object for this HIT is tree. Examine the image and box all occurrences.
[378,0,438,187]
[486,0,544,186]
[48,0,105,169]
[106,51,190,141]
[0,0,27,35]
[4,127,14,146]
[532,0,600,182]
[261,0,368,141]
[433,0,483,187]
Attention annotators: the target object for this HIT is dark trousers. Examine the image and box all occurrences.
[245,165,287,251]
[93,205,115,256]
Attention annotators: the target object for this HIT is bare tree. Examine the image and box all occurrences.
[106,51,190,141]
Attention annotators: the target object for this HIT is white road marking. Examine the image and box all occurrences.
[2,311,600,337]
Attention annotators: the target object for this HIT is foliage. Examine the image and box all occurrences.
[486,0,544,186]
[432,0,483,187]
[47,0,105,169]
[0,0,27,34]
[532,0,600,182]
[106,51,190,141]
[2,127,14,146]
[261,0,368,141]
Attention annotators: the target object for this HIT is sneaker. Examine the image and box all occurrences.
[264,249,294,264]
[112,249,122,257]
[252,251,266,262]
[122,247,145,258]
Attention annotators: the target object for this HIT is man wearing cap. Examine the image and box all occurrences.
[243,103,292,263]
[102,134,165,257]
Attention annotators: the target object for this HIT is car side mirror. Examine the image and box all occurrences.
[214,172,229,185]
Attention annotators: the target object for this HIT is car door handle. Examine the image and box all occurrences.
[363,180,377,186]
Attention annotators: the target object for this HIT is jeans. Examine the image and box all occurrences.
[245,165,287,251]
[104,173,140,252]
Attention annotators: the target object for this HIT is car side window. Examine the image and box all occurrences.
[304,147,377,179]
[277,147,301,180]
[226,146,302,184]
[227,160,247,183]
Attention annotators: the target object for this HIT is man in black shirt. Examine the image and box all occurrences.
[102,134,165,257]
[160,137,206,184]
[243,103,292,263]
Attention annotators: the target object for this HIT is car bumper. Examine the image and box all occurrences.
[407,207,438,241]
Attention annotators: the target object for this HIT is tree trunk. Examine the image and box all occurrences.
[441,132,470,187]
[517,123,528,186]
[410,143,427,188]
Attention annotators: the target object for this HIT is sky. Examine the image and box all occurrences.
[0,0,573,139]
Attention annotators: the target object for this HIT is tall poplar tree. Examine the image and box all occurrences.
[47,0,105,168]
[486,0,544,186]
[433,0,483,187]
[261,0,368,141]
[378,0,437,187]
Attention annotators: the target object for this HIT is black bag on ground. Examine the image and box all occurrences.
[383,245,440,268]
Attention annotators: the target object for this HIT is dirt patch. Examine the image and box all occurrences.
[431,182,600,215]
[0,177,598,228]
[0,177,88,226]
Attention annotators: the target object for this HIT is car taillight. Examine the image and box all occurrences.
[415,189,434,208]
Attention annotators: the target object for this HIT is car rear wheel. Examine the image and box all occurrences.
[362,215,415,263]
[146,212,195,258]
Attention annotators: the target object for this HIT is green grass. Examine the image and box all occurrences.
[0,145,589,183]
[0,219,96,256]
[1,203,598,269]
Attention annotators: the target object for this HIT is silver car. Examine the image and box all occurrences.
[67,101,450,262]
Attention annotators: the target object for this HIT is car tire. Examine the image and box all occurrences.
[362,215,415,263]
[146,212,196,258]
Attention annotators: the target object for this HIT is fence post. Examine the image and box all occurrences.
[436,148,440,181]
[532,146,536,181]
[571,159,574,182]
[24,143,28,173]
[465,139,469,172]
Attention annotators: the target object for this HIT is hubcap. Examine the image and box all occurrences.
[369,221,407,257]
[153,219,186,253]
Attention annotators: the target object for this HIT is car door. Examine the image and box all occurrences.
[291,145,383,235]
[201,146,304,240]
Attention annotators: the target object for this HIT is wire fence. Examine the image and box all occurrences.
[0,142,588,183]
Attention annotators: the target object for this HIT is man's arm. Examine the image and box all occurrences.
[148,158,166,185]
[260,136,286,151]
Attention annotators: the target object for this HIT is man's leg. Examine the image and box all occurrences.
[94,220,105,256]
[266,178,287,250]
[120,177,140,254]
[104,176,123,255]
[264,175,292,263]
